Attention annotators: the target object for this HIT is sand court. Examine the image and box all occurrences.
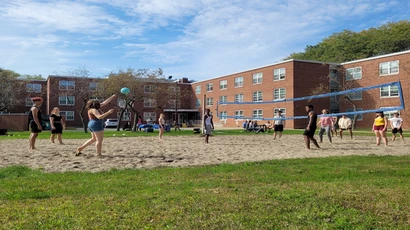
[0,135,409,173]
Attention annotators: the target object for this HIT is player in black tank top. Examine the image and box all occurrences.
[303,105,320,149]
[29,97,44,150]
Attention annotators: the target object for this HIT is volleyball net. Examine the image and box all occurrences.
[216,81,405,120]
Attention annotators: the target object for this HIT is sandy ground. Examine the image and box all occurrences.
[0,133,409,173]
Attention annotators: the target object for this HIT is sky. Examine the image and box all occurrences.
[1,0,409,81]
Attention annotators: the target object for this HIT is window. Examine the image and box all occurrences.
[380,107,399,119]
[219,95,227,104]
[195,99,201,108]
[346,108,363,121]
[346,67,362,80]
[235,93,244,102]
[26,83,41,93]
[346,91,362,100]
[59,96,75,105]
[273,68,286,81]
[89,82,98,90]
[61,111,74,121]
[380,85,399,98]
[59,81,75,90]
[144,98,156,107]
[118,99,126,108]
[143,112,156,122]
[25,97,33,106]
[235,110,244,120]
[195,85,201,94]
[220,111,227,120]
[206,83,213,92]
[169,86,180,92]
[220,80,227,90]
[253,109,263,119]
[234,76,243,88]
[117,112,131,121]
[252,72,263,84]
[274,88,286,100]
[274,108,286,117]
[379,60,399,75]
[144,85,156,93]
[168,99,180,108]
[253,91,263,102]
[206,97,213,106]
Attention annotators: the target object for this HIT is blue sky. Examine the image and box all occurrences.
[1,0,409,81]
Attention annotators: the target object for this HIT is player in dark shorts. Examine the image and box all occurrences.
[29,97,44,150]
[303,105,320,149]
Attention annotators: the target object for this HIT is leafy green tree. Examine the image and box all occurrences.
[0,68,22,112]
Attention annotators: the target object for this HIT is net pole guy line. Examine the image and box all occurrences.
[216,81,404,120]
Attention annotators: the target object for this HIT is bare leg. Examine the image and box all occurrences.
[205,135,209,144]
[273,132,277,139]
[159,128,164,140]
[77,132,97,153]
[304,135,310,149]
[374,131,381,145]
[381,131,388,146]
[309,137,320,148]
[279,131,282,139]
[57,134,63,144]
[94,131,104,156]
[50,134,55,143]
[349,129,353,139]
[29,133,39,150]
[339,130,343,139]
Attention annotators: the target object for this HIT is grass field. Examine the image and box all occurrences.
[0,129,409,229]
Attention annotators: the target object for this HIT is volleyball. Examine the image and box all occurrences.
[120,87,130,95]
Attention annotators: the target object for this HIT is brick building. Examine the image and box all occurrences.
[192,50,410,129]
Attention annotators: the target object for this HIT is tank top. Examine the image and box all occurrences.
[88,109,103,120]
[374,116,385,126]
[308,112,317,128]
[50,114,62,123]
[29,106,42,122]
[205,115,212,125]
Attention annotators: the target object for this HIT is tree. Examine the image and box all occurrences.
[0,68,22,112]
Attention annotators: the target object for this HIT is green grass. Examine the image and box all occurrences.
[1,156,410,229]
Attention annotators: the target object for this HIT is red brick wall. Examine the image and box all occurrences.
[0,114,29,131]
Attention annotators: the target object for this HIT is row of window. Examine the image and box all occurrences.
[199,85,399,107]
[218,108,287,120]
[345,60,399,80]
[195,68,286,94]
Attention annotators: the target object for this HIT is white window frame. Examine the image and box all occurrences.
[253,91,263,102]
[219,80,227,90]
[253,109,263,119]
[195,99,201,108]
[144,98,157,108]
[195,85,201,94]
[235,110,244,120]
[168,99,180,108]
[273,68,286,81]
[59,96,75,105]
[144,85,156,93]
[117,112,131,121]
[25,97,33,107]
[60,111,74,121]
[379,60,399,76]
[219,111,227,120]
[234,76,243,88]
[346,91,362,100]
[206,83,213,92]
[143,112,156,123]
[118,99,126,108]
[274,88,286,100]
[274,108,286,117]
[252,72,263,85]
[380,107,399,119]
[346,108,363,121]
[59,81,75,90]
[380,85,399,98]
[235,93,244,102]
[219,95,227,105]
[26,83,42,93]
[206,97,213,106]
[346,67,362,80]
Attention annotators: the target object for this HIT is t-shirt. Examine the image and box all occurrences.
[319,116,333,127]
[338,117,352,129]
[389,117,403,128]
[274,115,284,125]
[374,116,385,126]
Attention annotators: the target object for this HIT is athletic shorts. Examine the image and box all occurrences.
[88,119,104,132]
[303,127,316,138]
[274,124,283,132]
[373,125,385,131]
[205,125,213,135]
[30,120,42,133]
[392,128,403,134]
[340,128,351,131]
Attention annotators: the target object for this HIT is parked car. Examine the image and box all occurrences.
[105,119,118,128]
